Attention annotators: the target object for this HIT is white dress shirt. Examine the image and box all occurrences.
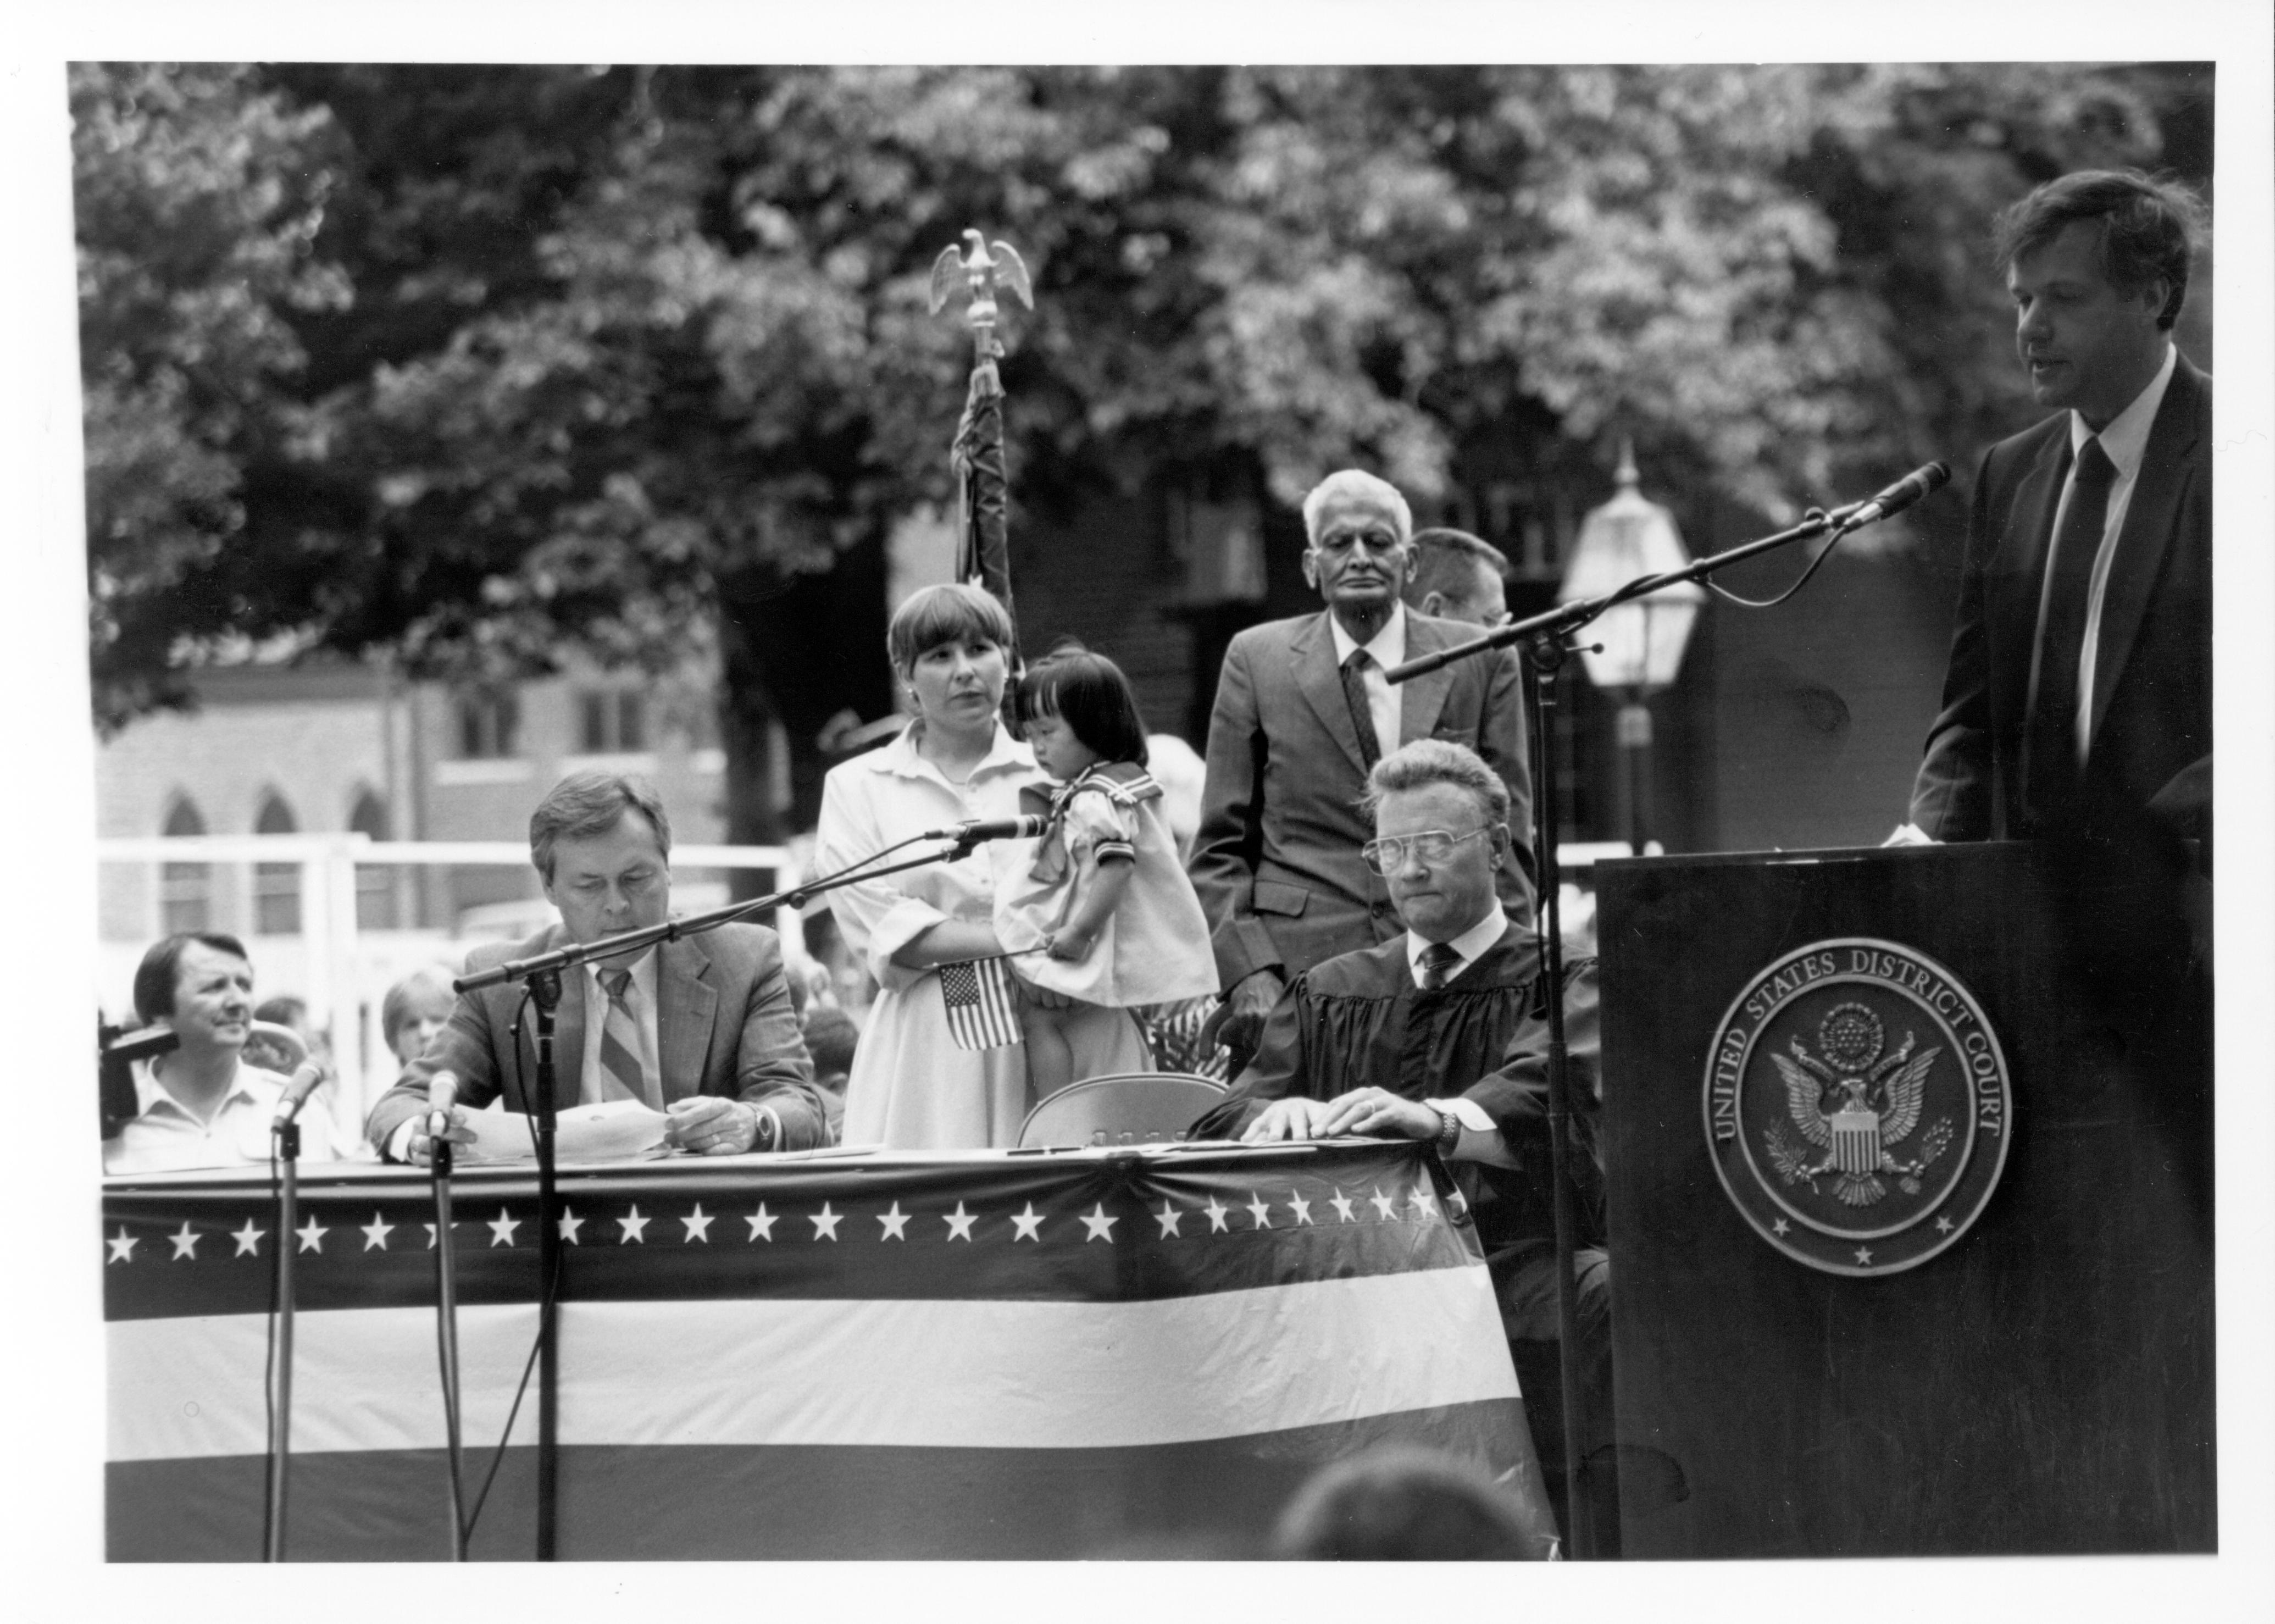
[1327,602,1407,764]
[2032,342,2177,764]
[579,946,662,1105]
[1407,907,1521,1168]
[105,1060,348,1174]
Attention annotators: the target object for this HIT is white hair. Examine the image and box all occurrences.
[1301,470,1413,547]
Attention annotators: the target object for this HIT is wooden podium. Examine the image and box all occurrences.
[1595,843,2212,1557]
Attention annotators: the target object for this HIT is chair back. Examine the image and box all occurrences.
[1016,1072,1228,1149]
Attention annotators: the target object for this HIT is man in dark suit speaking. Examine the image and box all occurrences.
[1899,169,2210,858]
[368,772,829,1162]
[1191,469,1534,1063]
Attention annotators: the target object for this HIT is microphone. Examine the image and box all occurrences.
[1835,462,1950,531]
[272,1060,328,1130]
[426,1072,459,1139]
[923,815,1049,844]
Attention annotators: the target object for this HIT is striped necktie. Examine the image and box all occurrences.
[1417,941,1463,991]
[597,966,658,1108]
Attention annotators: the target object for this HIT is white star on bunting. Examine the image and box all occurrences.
[361,1213,394,1251]
[423,1223,441,1250]
[107,1228,136,1265]
[810,1203,843,1241]
[745,1205,777,1241]
[1203,1196,1230,1233]
[1288,1191,1314,1226]
[1246,1192,1273,1229]
[559,1208,585,1244]
[618,1206,650,1244]
[232,1219,266,1257]
[681,1205,713,1243]
[296,1217,329,1254]
[1330,1190,1356,1223]
[488,1208,521,1247]
[1080,1204,1117,1243]
[877,1203,909,1241]
[1153,1201,1183,1238]
[1010,1203,1045,1242]
[169,1223,200,1261]
[1369,1187,1398,1221]
[943,1202,976,1241]
[1410,1183,1437,1218]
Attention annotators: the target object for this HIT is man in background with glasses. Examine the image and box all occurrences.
[1190,738,1608,1547]
[1190,470,1535,1073]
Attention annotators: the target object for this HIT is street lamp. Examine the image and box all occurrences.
[1558,441,1704,857]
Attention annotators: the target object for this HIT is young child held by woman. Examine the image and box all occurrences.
[997,646,1219,1098]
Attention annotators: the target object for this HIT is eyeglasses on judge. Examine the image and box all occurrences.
[1360,824,1500,875]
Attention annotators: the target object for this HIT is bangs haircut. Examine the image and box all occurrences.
[886,583,1015,674]
[134,930,251,1024]
[1362,738,1508,828]
[1014,644,1150,768]
[1995,168,2206,331]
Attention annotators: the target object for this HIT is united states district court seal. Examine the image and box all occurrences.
[1703,937,2013,1277]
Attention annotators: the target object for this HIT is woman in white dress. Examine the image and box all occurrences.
[814,585,1154,1149]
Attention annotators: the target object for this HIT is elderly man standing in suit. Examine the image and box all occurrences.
[1191,469,1534,1063]
[368,771,828,1163]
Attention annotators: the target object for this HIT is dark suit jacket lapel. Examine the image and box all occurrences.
[1291,612,1372,775]
[2089,358,2204,746]
[1397,616,1457,747]
[657,933,719,1103]
[1990,431,2072,739]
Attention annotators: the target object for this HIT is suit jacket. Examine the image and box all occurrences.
[1911,354,2211,847]
[365,921,827,1155]
[1189,609,1536,991]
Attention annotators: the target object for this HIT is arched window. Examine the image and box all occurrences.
[253,791,301,936]
[159,796,210,934]
[348,786,397,930]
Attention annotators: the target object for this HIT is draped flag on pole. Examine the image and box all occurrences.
[101,1143,1552,1560]
[939,955,1023,1050]
[931,230,1032,659]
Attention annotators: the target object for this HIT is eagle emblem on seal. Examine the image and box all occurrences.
[1763,1002,1955,1206]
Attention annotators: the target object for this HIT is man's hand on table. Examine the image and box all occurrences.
[665,1096,771,1155]
[1315,1087,1440,1141]
[1239,1095,1338,1143]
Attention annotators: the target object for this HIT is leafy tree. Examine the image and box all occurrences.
[77,62,2211,843]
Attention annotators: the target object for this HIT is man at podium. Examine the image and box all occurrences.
[1897,169,2210,890]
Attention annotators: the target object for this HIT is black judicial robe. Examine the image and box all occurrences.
[1190,932,1603,1334]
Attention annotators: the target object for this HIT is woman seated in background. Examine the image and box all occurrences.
[813,584,1153,1149]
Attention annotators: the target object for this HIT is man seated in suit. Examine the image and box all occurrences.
[1403,527,1511,629]
[1190,739,1607,1546]
[1191,470,1534,1067]
[368,772,828,1163]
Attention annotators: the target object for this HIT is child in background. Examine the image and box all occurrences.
[998,646,1219,1098]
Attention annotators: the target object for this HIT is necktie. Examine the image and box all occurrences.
[2024,437,2118,828]
[1341,650,1382,770]
[1417,941,1463,991]
[597,966,658,1108]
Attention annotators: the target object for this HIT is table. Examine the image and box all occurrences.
[103,1140,1549,1560]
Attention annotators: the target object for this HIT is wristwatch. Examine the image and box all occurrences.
[1434,1108,1462,1155]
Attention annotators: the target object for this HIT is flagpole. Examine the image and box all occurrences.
[931,229,1033,660]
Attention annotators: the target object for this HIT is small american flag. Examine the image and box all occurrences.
[940,956,1023,1050]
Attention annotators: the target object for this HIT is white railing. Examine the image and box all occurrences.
[97,835,799,1127]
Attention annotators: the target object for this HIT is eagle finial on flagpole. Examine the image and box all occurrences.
[929,228,1034,363]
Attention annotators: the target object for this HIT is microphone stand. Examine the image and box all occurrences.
[1385,489,1912,1561]
[431,1122,469,1560]
[449,830,996,1561]
[263,1116,301,1562]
